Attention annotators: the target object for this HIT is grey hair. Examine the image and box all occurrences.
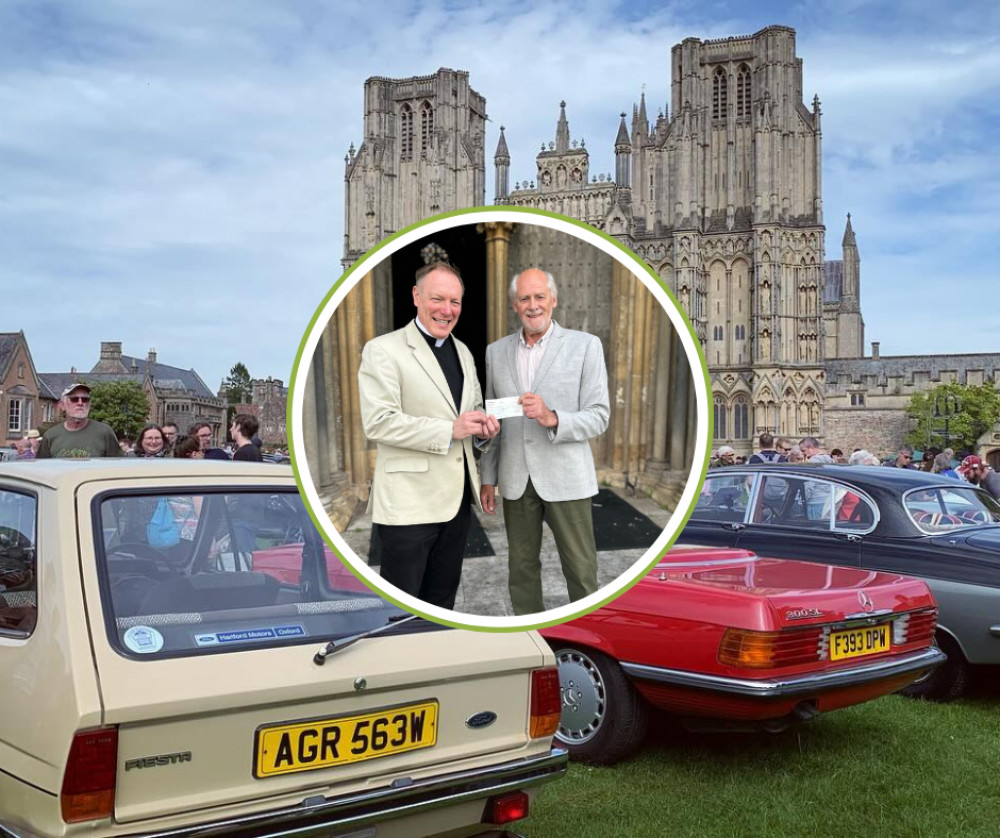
[509,269,558,303]
[849,449,880,466]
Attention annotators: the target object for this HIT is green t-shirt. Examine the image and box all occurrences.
[37,421,123,459]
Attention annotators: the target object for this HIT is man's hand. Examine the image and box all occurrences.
[480,484,497,514]
[478,414,500,439]
[454,410,498,440]
[518,392,558,428]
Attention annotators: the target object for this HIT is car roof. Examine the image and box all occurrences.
[709,463,968,492]
[0,458,294,490]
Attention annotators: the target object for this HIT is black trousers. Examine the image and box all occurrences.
[375,477,472,610]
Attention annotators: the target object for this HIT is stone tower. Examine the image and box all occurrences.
[343,68,486,268]
[501,25,834,445]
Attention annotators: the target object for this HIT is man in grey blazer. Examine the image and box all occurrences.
[480,268,610,615]
[358,262,499,608]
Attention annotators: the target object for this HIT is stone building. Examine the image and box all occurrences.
[500,27,866,455]
[0,332,56,446]
[342,68,487,270]
[236,378,288,448]
[302,25,1000,521]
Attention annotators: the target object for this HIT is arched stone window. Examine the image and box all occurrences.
[736,64,751,118]
[713,396,727,440]
[400,104,413,160]
[733,397,750,439]
[712,66,728,120]
[420,101,434,152]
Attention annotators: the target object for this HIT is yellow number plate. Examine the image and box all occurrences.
[254,700,438,778]
[830,624,890,661]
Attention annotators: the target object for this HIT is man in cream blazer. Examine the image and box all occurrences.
[358,262,498,608]
[480,268,610,615]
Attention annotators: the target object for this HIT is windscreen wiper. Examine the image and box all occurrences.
[313,613,419,666]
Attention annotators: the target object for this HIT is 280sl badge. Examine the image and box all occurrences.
[785,608,824,620]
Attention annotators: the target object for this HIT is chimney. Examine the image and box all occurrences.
[100,341,122,363]
[871,341,880,361]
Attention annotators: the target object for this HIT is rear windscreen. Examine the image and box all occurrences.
[97,490,404,659]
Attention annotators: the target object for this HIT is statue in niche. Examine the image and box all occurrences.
[571,167,583,182]
[541,170,552,186]
[760,330,771,359]
[760,281,771,312]
[557,166,567,188]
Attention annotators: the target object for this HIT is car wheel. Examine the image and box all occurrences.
[552,645,648,766]
[898,632,969,702]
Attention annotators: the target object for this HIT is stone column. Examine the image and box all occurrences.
[338,271,376,491]
[646,308,674,472]
[478,221,516,343]
[627,279,651,472]
[607,260,634,473]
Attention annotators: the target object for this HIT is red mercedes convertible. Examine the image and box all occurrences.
[540,545,945,765]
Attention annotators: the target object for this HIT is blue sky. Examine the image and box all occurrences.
[2,1,998,390]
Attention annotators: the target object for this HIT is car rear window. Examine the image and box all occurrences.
[0,488,36,636]
[904,486,1000,533]
[96,489,405,659]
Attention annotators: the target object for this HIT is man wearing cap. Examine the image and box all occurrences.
[37,384,123,459]
[959,455,1000,501]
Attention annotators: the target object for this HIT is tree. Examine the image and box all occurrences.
[905,381,1000,454]
[222,362,253,405]
[89,380,150,440]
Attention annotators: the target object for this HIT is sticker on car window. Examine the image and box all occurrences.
[123,625,164,654]
[194,625,306,646]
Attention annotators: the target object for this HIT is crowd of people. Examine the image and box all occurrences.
[711,432,1000,500]
[11,382,283,463]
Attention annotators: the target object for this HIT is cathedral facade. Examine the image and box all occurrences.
[499,26,865,454]
[303,25,1000,525]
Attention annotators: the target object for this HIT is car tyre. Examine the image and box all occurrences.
[552,645,648,766]
[898,631,969,702]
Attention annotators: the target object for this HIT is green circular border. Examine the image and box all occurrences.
[287,204,713,631]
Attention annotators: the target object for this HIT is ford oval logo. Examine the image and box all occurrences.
[466,711,498,730]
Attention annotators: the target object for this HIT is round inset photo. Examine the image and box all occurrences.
[289,207,710,630]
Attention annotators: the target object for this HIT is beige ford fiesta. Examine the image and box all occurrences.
[0,460,566,838]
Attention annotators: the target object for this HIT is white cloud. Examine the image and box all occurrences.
[1,0,999,387]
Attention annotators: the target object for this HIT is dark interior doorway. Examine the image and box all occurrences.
[390,225,489,385]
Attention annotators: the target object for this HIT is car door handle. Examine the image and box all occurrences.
[844,534,862,543]
[724,523,746,531]
[991,625,1000,638]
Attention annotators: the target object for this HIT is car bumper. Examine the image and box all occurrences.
[0,748,567,838]
[621,647,947,699]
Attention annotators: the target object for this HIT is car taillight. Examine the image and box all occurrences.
[718,627,824,669]
[894,608,938,645]
[61,727,118,823]
[483,790,530,825]
[529,667,561,738]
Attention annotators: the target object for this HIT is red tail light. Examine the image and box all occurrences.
[530,667,561,738]
[484,790,530,825]
[718,627,823,669]
[61,727,118,823]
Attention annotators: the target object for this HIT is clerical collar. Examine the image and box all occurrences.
[414,317,448,348]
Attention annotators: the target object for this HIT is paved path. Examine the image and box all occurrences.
[339,489,673,617]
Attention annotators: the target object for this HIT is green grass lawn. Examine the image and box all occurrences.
[525,675,1000,837]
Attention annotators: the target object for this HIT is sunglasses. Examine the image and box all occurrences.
[67,396,91,404]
